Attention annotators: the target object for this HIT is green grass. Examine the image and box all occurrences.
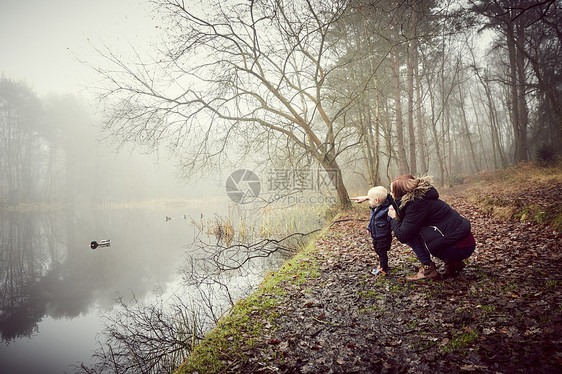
[546,279,558,289]
[479,304,496,313]
[441,328,479,353]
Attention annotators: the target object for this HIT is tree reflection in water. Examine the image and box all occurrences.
[0,206,198,372]
[79,209,325,374]
[0,205,326,373]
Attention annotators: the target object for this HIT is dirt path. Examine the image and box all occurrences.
[237,189,562,373]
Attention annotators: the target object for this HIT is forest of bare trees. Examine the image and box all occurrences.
[0,79,95,205]
[2,0,560,209]
[87,0,561,209]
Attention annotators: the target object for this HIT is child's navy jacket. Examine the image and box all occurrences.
[367,194,393,240]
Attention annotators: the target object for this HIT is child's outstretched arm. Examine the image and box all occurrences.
[350,195,369,203]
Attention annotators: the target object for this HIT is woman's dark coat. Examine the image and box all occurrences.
[390,178,471,252]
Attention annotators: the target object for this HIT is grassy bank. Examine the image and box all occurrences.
[459,161,562,232]
[175,223,331,373]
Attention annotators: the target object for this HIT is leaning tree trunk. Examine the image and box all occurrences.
[321,156,351,210]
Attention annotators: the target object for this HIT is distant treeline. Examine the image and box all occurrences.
[0,77,175,207]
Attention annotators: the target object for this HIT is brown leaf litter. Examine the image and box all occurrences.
[211,187,562,374]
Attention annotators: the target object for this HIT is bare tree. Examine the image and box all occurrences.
[90,0,401,208]
[469,0,562,162]
[0,78,43,203]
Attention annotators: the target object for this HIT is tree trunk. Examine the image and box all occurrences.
[392,50,409,175]
[476,68,508,169]
[506,20,527,163]
[370,71,382,186]
[373,91,381,185]
[407,37,417,175]
[407,9,421,175]
[414,42,427,174]
[360,106,376,186]
[469,89,490,170]
[321,156,351,210]
[515,20,529,162]
[458,85,480,172]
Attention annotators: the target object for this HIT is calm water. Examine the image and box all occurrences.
[0,200,268,374]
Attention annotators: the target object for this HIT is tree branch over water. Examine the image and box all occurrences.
[190,217,368,272]
[194,229,323,271]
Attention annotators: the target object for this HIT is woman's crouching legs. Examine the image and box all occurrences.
[435,244,476,277]
[405,235,440,281]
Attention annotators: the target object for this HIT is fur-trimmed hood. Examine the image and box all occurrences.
[398,176,438,209]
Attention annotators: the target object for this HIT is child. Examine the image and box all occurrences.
[351,186,395,276]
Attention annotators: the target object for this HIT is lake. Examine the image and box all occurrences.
[0,198,319,373]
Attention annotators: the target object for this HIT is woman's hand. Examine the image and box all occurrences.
[388,206,397,219]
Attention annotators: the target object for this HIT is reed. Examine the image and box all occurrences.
[198,203,331,247]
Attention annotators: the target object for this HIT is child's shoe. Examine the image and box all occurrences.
[370,266,387,277]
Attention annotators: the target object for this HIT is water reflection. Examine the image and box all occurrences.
[0,206,202,342]
[0,202,327,373]
[0,203,210,374]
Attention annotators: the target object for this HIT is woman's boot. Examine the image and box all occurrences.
[406,262,440,281]
[442,259,465,277]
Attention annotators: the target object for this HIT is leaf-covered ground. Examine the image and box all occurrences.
[225,186,562,373]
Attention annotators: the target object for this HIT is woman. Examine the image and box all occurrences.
[388,175,476,280]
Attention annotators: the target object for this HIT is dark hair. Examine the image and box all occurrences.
[391,175,419,199]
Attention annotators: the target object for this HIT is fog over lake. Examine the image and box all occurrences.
[0,2,286,364]
[0,186,320,373]
[0,206,195,372]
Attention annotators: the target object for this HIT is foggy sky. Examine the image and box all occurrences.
[0,0,226,199]
[0,0,158,96]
